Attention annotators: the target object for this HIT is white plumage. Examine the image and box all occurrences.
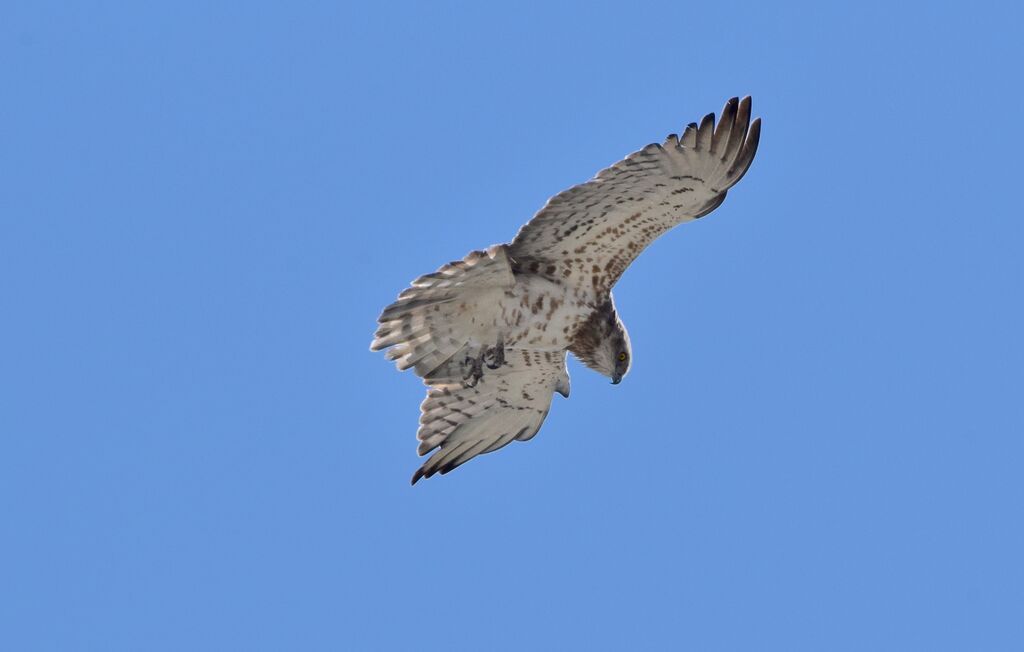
[372,97,761,483]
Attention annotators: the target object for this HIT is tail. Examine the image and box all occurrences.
[370,245,515,378]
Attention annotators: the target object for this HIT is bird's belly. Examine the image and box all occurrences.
[497,279,591,350]
[444,278,592,352]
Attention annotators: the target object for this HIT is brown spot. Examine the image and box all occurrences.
[545,298,561,321]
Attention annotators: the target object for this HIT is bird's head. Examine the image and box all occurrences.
[570,298,632,384]
[605,321,632,385]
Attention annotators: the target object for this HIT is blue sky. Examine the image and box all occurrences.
[2,1,1022,650]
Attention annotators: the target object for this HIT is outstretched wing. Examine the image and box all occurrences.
[509,96,760,295]
[411,349,570,485]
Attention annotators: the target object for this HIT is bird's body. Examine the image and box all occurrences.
[372,97,762,483]
[442,270,593,353]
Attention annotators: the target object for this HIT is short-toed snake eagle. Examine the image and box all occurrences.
[372,96,761,484]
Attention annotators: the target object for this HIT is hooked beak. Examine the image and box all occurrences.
[611,374,622,385]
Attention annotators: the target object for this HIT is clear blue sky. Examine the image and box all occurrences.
[2,1,1022,650]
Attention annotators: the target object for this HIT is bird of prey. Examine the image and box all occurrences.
[371,96,761,484]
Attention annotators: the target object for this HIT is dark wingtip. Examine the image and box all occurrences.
[721,97,739,117]
[693,191,728,218]
[729,117,761,184]
[748,116,762,149]
[696,112,716,151]
[713,97,740,154]
[411,468,425,485]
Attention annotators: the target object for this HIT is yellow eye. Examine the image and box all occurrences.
[618,352,627,362]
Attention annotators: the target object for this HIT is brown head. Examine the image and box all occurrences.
[569,297,632,384]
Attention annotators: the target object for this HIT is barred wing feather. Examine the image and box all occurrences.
[412,349,570,484]
[510,96,760,294]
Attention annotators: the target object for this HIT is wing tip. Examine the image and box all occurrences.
[728,116,762,183]
[681,122,699,148]
[696,112,716,149]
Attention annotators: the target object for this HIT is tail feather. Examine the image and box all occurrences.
[370,245,514,378]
